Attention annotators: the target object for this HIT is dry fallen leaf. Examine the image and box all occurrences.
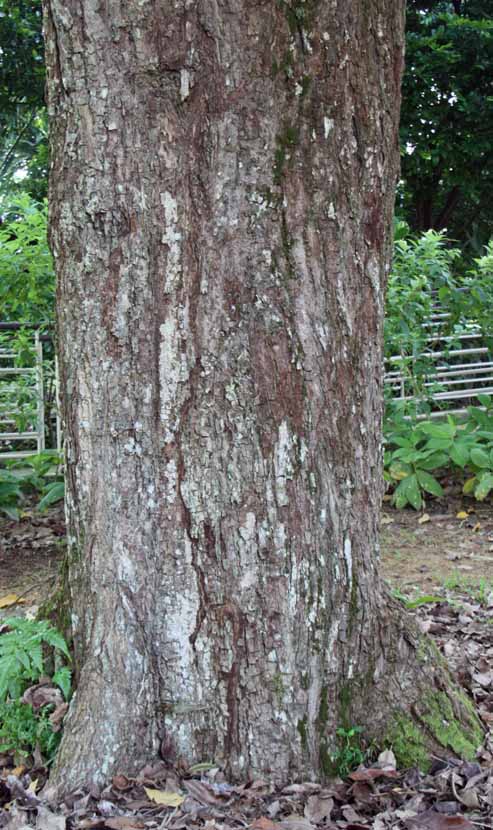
[304,794,333,824]
[105,819,145,830]
[377,748,397,770]
[36,805,66,830]
[404,809,474,829]
[111,775,133,791]
[250,819,281,830]
[0,594,25,609]
[456,511,468,520]
[419,513,431,524]
[143,788,184,807]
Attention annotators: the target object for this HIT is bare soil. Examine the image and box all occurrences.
[381,495,493,596]
[0,504,64,618]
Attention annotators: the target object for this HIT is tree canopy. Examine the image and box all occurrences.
[400,0,493,251]
[0,0,47,202]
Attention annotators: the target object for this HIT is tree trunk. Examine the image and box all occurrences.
[43,0,482,793]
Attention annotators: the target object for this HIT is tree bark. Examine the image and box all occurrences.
[43,0,482,793]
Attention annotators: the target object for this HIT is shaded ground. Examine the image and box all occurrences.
[381,494,493,597]
[0,505,64,619]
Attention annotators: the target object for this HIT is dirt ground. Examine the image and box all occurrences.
[2,496,493,617]
[0,503,64,618]
[380,494,493,596]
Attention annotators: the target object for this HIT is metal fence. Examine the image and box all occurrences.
[0,324,60,460]
[384,308,493,416]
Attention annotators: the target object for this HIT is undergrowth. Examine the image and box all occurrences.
[384,398,493,510]
[0,450,64,520]
[0,616,71,762]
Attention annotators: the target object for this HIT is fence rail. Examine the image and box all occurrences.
[385,309,493,415]
[0,324,60,460]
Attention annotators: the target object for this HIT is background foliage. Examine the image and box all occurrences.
[0,0,47,204]
[400,0,493,254]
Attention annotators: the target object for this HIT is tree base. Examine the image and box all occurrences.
[348,598,483,773]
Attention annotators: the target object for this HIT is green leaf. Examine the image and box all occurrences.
[392,479,411,509]
[477,394,491,408]
[470,447,491,469]
[44,630,71,660]
[0,505,20,521]
[416,470,444,497]
[450,443,469,469]
[401,474,422,510]
[388,461,412,481]
[475,473,493,501]
[419,422,455,440]
[468,407,493,429]
[463,476,477,495]
[52,667,71,699]
[418,451,449,470]
[37,481,64,511]
[423,437,453,451]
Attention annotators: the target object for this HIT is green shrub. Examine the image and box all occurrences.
[330,726,365,777]
[0,700,62,760]
[385,229,493,411]
[0,450,64,520]
[384,396,493,508]
[0,193,54,325]
[0,617,71,762]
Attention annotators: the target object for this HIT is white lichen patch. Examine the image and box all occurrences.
[158,314,191,442]
[160,192,182,293]
[180,69,191,101]
[249,191,271,216]
[274,420,294,507]
[324,117,334,139]
[343,536,352,586]
[164,458,177,504]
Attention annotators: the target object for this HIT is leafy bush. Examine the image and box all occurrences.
[384,396,493,509]
[385,228,493,410]
[0,700,61,760]
[0,450,64,520]
[0,193,54,325]
[0,617,71,761]
[330,726,365,777]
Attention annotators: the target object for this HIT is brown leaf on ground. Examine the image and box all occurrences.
[303,794,333,824]
[250,819,281,830]
[348,767,399,782]
[404,810,474,829]
[49,703,68,732]
[21,684,63,711]
[104,818,145,830]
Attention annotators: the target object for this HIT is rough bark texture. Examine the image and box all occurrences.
[43,0,481,793]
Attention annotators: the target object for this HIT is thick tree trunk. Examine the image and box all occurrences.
[43,0,482,793]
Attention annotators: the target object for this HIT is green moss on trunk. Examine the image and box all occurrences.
[386,687,483,770]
